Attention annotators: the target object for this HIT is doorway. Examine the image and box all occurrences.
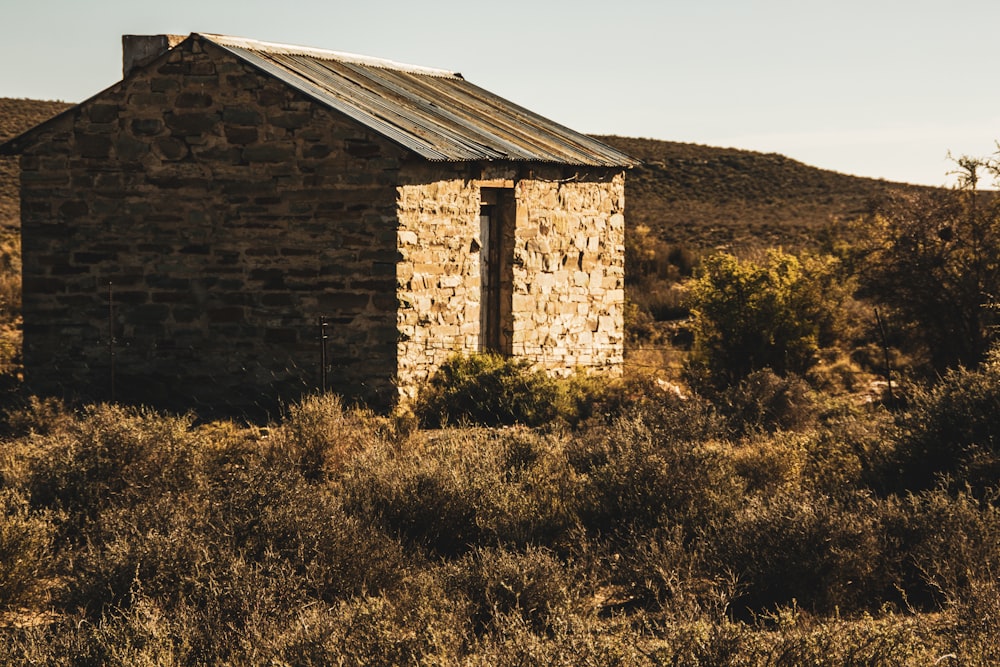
[479,188,514,354]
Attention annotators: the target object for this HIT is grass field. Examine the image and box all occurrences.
[0,384,996,664]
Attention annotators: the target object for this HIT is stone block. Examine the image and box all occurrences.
[74,133,113,159]
[175,92,214,108]
[317,292,371,312]
[265,327,299,344]
[222,106,262,125]
[58,200,90,220]
[128,92,169,107]
[150,78,181,93]
[130,118,163,136]
[114,135,149,162]
[165,111,220,136]
[242,144,295,163]
[224,126,258,145]
[88,104,120,124]
[270,111,312,129]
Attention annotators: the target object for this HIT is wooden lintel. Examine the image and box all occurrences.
[475,179,515,189]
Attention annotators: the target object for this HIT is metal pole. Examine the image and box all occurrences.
[319,316,328,393]
[108,281,116,403]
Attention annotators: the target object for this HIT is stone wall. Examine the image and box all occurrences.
[395,164,625,401]
[513,168,625,375]
[396,163,482,398]
[18,37,406,415]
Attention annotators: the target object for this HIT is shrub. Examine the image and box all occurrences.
[0,232,21,381]
[266,393,403,480]
[850,161,1000,372]
[710,489,887,616]
[3,363,1000,661]
[26,405,200,538]
[799,408,895,497]
[568,411,742,539]
[0,488,55,610]
[415,353,563,427]
[626,227,698,287]
[2,396,75,439]
[62,457,411,652]
[889,349,1000,492]
[719,369,817,434]
[445,545,582,635]
[275,576,467,666]
[243,479,407,604]
[588,380,727,442]
[952,576,1000,663]
[468,612,651,666]
[729,610,946,666]
[879,488,1000,611]
[341,428,579,556]
[606,524,733,618]
[687,250,848,387]
[728,432,810,497]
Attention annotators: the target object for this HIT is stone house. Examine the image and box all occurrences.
[1,33,637,416]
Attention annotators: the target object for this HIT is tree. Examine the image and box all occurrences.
[851,155,1000,372]
[687,249,846,387]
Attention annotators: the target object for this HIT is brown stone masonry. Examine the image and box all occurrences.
[17,36,626,415]
[19,39,406,413]
[396,163,624,401]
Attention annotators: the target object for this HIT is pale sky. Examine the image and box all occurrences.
[2,0,998,187]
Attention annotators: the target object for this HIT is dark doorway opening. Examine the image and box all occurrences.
[479,188,514,354]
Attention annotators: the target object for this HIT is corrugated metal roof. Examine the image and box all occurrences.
[200,34,638,167]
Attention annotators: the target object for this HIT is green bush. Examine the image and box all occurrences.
[687,250,848,387]
[415,354,563,427]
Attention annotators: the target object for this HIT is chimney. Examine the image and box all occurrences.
[122,34,187,78]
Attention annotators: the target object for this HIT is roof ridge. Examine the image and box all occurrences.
[197,33,461,79]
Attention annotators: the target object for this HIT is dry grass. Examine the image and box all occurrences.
[0,389,992,663]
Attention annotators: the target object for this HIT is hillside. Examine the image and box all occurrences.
[0,98,73,230]
[0,98,935,248]
[594,134,933,250]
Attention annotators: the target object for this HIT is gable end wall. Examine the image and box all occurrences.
[18,38,407,415]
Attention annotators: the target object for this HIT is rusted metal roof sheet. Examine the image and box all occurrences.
[201,34,638,167]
